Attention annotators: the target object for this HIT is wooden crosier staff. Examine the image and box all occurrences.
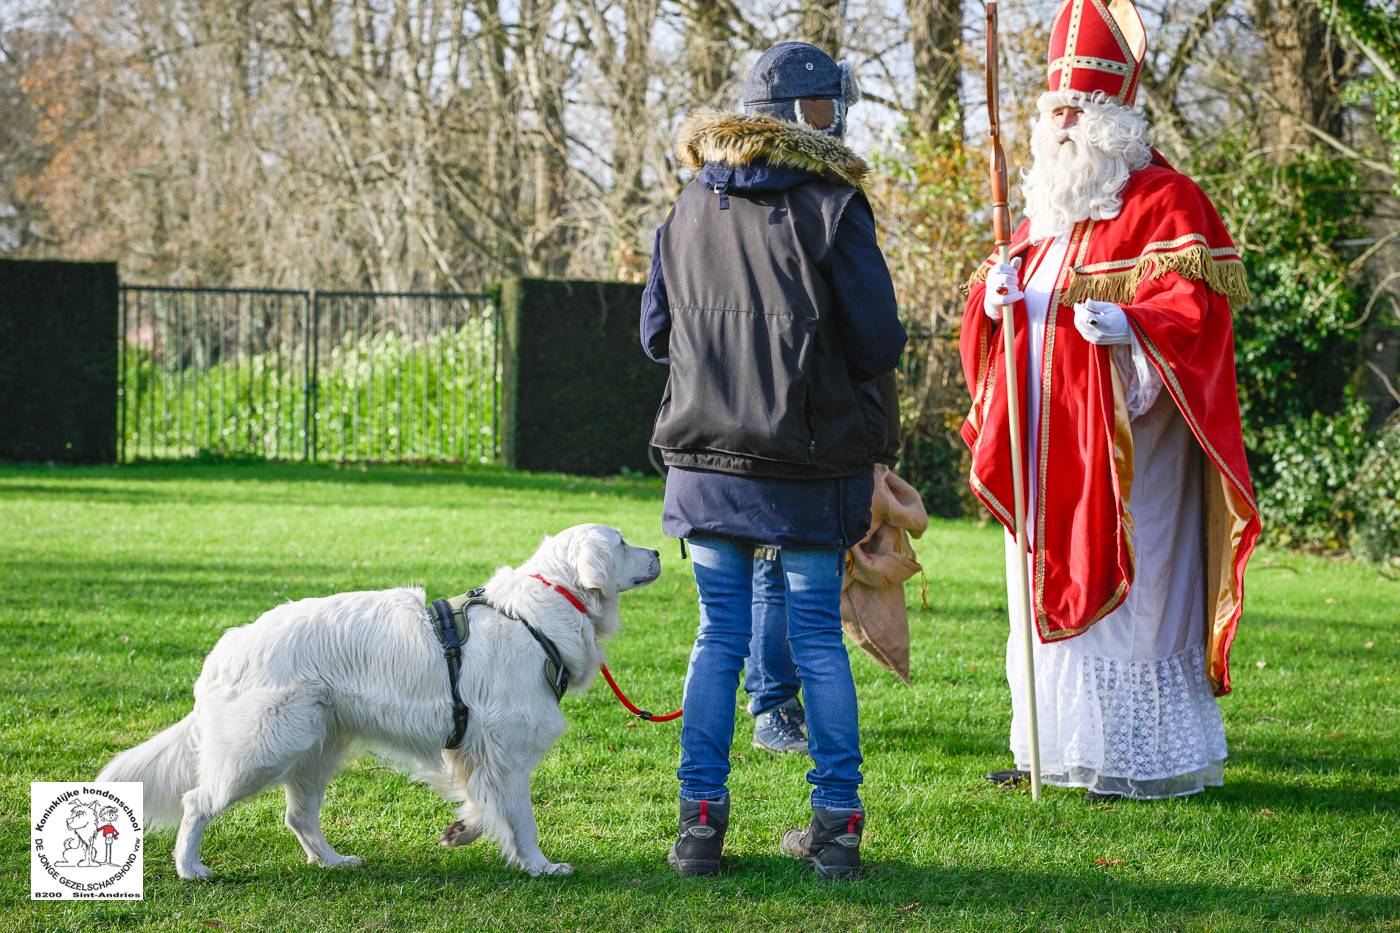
[985,0,1042,802]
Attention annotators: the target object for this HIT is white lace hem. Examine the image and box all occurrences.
[1033,760,1225,799]
[1008,642,1228,799]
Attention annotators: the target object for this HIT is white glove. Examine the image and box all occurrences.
[1073,299,1131,345]
[983,257,1023,322]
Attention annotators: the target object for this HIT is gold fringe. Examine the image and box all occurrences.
[1060,246,1252,308]
[961,263,991,296]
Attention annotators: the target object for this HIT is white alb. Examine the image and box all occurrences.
[1002,235,1227,799]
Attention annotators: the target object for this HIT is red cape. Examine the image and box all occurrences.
[960,156,1260,696]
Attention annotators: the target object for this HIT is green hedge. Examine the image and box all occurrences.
[0,259,117,463]
[499,278,666,475]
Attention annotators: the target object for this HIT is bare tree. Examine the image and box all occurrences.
[7,0,1389,312]
[684,0,750,109]
[1249,0,1347,157]
[799,0,843,55]
[0,18,51,252]
[909,0,962,138]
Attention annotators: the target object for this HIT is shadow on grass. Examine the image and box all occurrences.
[864,723,1006,759]
[0,460,666,503]
[1213,777,1398,816]
[135,850,1400,926]
[957,748,1400,817]
[0,555,511,614]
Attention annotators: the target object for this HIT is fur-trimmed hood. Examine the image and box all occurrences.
[675,109,869,188]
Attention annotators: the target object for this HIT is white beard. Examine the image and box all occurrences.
[1022,93,1153,244]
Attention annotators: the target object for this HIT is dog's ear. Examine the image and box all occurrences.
[572,532,618,601]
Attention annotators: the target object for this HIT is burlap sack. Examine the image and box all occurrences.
[842,464,928,683]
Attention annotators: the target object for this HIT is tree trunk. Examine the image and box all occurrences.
[610,0,660,278]
[1250,0,1345,159]
[800,0,843,57]
[909,0,962,140]
[520,0,569,276]
[685,0,739,109]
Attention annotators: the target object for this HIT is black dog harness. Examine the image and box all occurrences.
[428,587,571,750]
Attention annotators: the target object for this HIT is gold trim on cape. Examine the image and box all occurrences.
[1061,245,1251,308]
[1030,220,1132,640]
[964,235,1250,309]
[1109,362,1136,576]
[971,471,1015,528]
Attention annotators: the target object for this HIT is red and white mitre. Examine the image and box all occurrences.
[1046,0,1147,105]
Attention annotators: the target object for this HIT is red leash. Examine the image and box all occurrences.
[530,574,683,723]
[599,664,683,723]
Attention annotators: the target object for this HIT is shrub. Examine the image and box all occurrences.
[1188,137,1393,559]
[867,121,985,517]
[1196,143,1371,480]
[0,259,118,463]
[499,278,666,475]
[1349,414,1400,565]
[1256,395,1371,551]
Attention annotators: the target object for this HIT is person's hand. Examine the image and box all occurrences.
[983,257,1023,322]
[1073,299,1131,345]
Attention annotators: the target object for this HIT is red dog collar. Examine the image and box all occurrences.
[530,574,587,614]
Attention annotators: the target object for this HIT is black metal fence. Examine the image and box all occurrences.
[119,286,500,463]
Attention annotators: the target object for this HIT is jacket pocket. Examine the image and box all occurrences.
[856,380,888,460]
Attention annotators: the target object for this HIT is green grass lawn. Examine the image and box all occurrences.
[2,462,1397,932]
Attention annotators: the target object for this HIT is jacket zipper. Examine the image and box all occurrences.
[836,477,847,574]
[802,377,817,464]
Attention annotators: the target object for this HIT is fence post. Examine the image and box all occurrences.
[118,287,127,464]
[303,289,315,462]
[491,294,501,460]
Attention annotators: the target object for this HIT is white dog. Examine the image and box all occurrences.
[97,524,661,880]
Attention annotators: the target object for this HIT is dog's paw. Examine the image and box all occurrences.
[177,862,213,881]
[528,862,573,877]
[439,819,483,848]
[320,853,364,869]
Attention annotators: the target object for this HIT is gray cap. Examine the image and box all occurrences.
[740,42,860,136]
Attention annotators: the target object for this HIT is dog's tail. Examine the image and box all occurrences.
[97,712,199,828]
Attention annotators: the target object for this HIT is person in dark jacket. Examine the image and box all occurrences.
[640,41,906,880]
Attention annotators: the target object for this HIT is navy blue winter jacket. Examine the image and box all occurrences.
[640,156,906,549]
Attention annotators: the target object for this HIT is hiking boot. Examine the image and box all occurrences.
[780,806,864,880]
[667,797,729,876]
[752,698,808,755]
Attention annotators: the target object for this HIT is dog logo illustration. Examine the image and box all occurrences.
[31,783,143,900]
[51,801,123,868]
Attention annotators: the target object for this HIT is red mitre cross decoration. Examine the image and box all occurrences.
[1047,0,1147,105]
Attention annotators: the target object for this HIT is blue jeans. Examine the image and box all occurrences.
[678,536,862,809]
[744,556,801,715]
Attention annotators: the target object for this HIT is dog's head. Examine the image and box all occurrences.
[66,804,96,834]
[530,524,660,636]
